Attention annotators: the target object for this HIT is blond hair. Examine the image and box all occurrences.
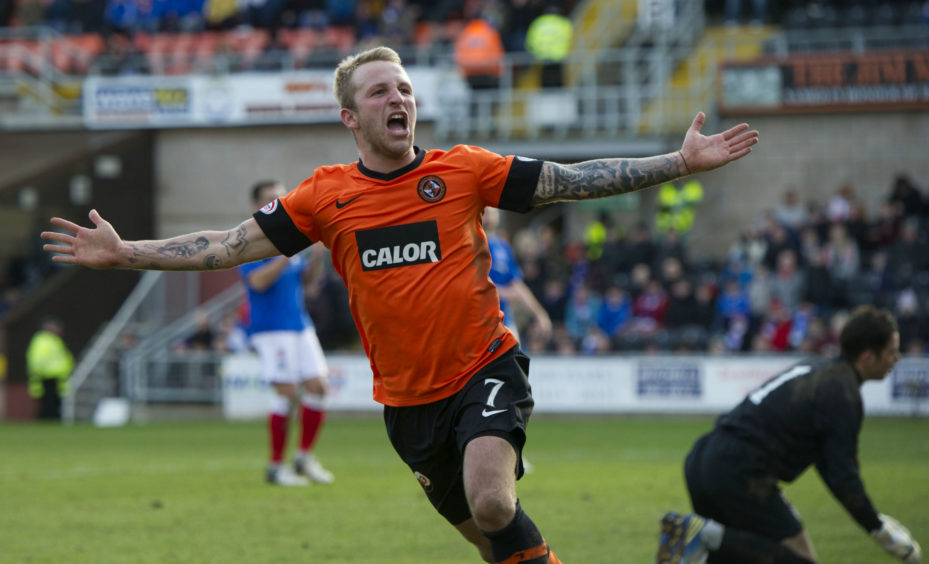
[333,46,403,110]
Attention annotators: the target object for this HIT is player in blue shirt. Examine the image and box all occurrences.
[240,180,334,487]
[484,207,552,345]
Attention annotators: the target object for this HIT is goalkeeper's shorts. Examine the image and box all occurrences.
[684,431,804,541]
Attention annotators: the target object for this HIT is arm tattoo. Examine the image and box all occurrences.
[125,236,219,270]
[533,153,684,206]
[155,237,210,258]
[220,225,249,257]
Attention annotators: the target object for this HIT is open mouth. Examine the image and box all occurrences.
[387,112,408,132]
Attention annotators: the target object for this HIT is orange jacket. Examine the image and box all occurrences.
[453,19,504,77]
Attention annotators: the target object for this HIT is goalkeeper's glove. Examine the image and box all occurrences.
[872,514,922,563]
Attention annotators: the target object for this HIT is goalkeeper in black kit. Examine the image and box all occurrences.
[656,305,922,564]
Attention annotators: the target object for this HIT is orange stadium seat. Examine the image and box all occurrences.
[48,34,104,74]
[279,28,319,65]
[224,28,270,68]
[0,39,39,74]
[192,31,220,65]
[413,21,438,49]
[322,26,355,55]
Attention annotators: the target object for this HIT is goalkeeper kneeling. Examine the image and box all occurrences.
[656,306,922,564]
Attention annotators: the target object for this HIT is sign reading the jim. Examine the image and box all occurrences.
[719,49,929,114]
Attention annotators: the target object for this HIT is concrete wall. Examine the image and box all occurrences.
[686,111,929,258]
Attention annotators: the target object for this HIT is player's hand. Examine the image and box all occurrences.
[41,209,125,269]
[679,112,758,174]
[872,514,922,563]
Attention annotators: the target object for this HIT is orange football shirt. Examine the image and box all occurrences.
[253,145,543,406]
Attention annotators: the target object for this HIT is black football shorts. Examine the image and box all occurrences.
[383,346,534,524]
[685,431,804,543]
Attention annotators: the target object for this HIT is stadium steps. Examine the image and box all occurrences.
[637,25,779,134]
[567,0,638,86]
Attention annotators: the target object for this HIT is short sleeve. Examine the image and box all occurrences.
[498,156,543,213]
[458,145,542,213]
[252,198,313,257]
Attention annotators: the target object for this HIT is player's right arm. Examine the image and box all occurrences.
[42,209,280,271]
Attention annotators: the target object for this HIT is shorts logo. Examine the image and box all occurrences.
[259,200,278,214]
[414,471,434,493]
[355,220,442,271]
[417,175,446,203]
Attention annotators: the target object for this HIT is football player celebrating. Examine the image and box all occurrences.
[43,46,756,563]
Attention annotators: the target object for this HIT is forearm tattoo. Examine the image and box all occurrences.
[533,153,684,205]
[125,229,247,271]
[220,224,249,257]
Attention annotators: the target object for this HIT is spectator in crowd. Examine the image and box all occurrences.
[596,285,631,338]
[186,309,217,350]
[826,183,855,223]
[724,0,766,26]
[630,279,670,333]
[524,3,572,87]
[665,278,706,330]
[888,219,928,281]
[773,187,806,230]
[869,201,903,251]
[888,173,925,218]
[822,222,860,283]
[797,225,821,267]
[862,250,898,309]
[625,222,658,272]
[895,288,928,353]
[453,15,505,90]
[802,248,838,312]
[564,283,601,343]
[753,299,793,352]
[769,249,805,313]
[716,279,751,329]
[761,221,795,272]
[27,315,74,421]
[502,0,541,52]
[540,277,568,328]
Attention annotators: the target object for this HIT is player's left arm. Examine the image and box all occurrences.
[813,375,883,533]
[531,112,758,206]
[499,280,552,340]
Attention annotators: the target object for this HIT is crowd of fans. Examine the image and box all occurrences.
[487,172,929,357]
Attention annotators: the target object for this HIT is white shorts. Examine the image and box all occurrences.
[250,328,329,385]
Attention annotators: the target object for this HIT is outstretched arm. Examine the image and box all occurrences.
[42,209,280,271]
[531,112,758,206]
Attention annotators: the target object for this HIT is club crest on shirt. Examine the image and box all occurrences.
[417,175,446,203]
[260,200,278,214]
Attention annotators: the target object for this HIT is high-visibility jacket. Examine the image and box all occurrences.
[525,13,573,62]
[453,19,505,78]
[27,330,73,398]
[656,180,704,234]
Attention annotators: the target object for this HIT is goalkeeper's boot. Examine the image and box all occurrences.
[267,465,309,486]
[655,511,708,564]
[294,454,334,484]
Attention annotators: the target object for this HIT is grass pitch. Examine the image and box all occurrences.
[1,414,927,563]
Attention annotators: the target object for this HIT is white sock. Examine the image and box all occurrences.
[700,518,725,551]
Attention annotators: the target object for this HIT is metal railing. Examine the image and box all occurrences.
[62,270,244,423]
